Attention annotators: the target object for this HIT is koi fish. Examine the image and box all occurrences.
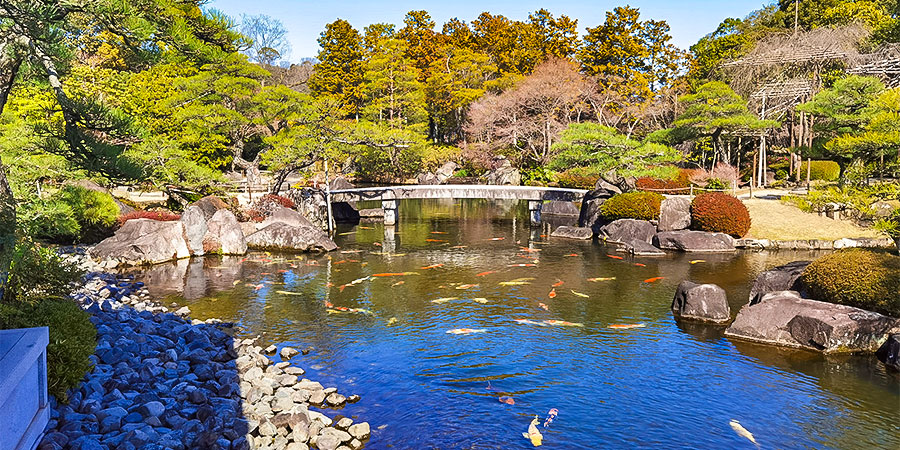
[488,237,505,241]
[634,263,646,267]
[334,260,348,264]
[327,307,374,315]
[514,319,548,326]
[473,298,488,304]
[324,301,333,308]
[253,284,264,291]
[538,302,549,310]
[544,408,559,428]
[325,282,334,287]
[261,272,271,275]
[690,259,706,264]
[476,271,497,277]
[608,323,646,329]
[371,272,419,277]
[387,317,398,325]
[523,417,543,447]
[729,420,757,445]
[391,281,405,287]
[421,264,444,269]
[233,280,241,285]
[341,250,363,254]
[607,255,624,260]
[276,290,303,296]
[456,284,479,290]
[499,280,530,286]
[446,328,487,335]
[430,231,448,234]
[498,396,515,405]
[570,290,589,298]
[431,297,458,304]
[519,247,541,253]
[552,280,564,287]
[338,285,346,292]
[543,319,583,327]
[449,245,468,249]
[338,231,356,236]
[306,261,320,266]
[373,242,382,246]
[564,253,578,257]
[508,263,537,267]
[425,239,447,243]
[548,289,557,298]
[643,277,664,283]
[359,226,374,230]
[587,277,616,282]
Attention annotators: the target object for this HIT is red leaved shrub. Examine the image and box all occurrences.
[690,192,751,238]
[636,168,696,194]
[257,194,296,209]
[117,210,181,226]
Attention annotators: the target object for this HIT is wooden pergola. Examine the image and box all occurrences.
[848,57,900,87]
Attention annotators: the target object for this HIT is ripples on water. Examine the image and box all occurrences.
[135,199,899,449]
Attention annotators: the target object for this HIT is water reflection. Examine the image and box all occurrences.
[133,199,898,449]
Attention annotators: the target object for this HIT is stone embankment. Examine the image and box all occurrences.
[40,261,368,450]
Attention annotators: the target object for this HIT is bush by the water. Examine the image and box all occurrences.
[635,168,694,194]
[19,199,81,242]
[799,160,840,181]
[0,299,96,401]
[690,192,751,237]
[556,170,599,189]
[600,192,664,221]
[21,185,119,243]
[799,249,900,317]
[6,239,84,304]
[117,210,181,226]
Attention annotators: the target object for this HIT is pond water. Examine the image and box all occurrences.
[133,199,899,449]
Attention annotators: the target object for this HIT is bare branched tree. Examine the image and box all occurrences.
[241,14,292,66]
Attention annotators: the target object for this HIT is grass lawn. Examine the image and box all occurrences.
[744,198,885,241]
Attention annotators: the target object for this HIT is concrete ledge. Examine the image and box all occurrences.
[0,327,50,450]
[735,237,894,250]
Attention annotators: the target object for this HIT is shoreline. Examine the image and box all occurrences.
[39,257,370,450]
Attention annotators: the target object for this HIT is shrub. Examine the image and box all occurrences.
[635,168,695,194]
[799,249,900,316]
[117,210,181,226]
[557,170,599,189]
[256,194,296,210]
[6,239,84,304]
[798,160,840,181]
[0,298,96,401]
[19,199,81,243]
[55,185,119,229]
[690,192,751,237]
[600,192,664,221]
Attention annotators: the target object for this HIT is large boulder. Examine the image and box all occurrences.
[542,201,579,216]
[653,230,735,252]
[550,226,593,240]
[260,206,314,229]
[285,188,328,229]
[485,158,521,186]
[599,219,656,244]
[329,177,355,191]
[180,205,208,255]
[417,172,440,185]
[671,281,730,323]
[202,210,247,255]
[435,162,458,183]
[658,197,691,231]
[623,239,666,256]
[91,219,191,265]
[191,195,228,220]
[577,183,620,234]
[876,334,900,371]
[748,261,811,304]
[725,291,900,353]
[246,222,337,252]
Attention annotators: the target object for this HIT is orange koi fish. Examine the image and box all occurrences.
[634,263,646,267]
[565,253,579,257]
[538,303,549,311]
[430,231,448,234]
[325,282,334,287]
[488,237,505,241]
[446,328,487,335]
[508,263,537,267]
[324,301,334,308]
[548,289,557,298]
[643,277,664,283]
[371,272,419,277]
[476,271,497,277]
[373,242,382,246]
[552,280,564,287]
[421,264,444,269]
[607,255,624,260]
[449,245,468,249]
[608,323,646,329]
[261,272,271,275]
[359,226,374,230]
[334,260,348,265]
[278,269,288,273]
[543,319,583,327]
[519,247,541,253]
[499,396,515,405]
[339,285,347,292]
[425,239,447,242]
[391,281,405,287]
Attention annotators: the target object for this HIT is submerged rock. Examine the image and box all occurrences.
[550,226,593,240]
[653,230,735,252]
[671,281,730,323]
[725,291,900,353]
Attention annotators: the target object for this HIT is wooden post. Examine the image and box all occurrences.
[806,157,812,191]
[325,157,334,234]
[750,152,756,199]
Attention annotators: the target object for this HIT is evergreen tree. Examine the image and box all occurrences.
[308,19,364,116]
[362,38,426,126]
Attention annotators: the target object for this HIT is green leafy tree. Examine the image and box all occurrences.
[426,46,499,143]
[397,11,442,82]
[579,6,650,98]
[363,23,396,54]
[822,87,900,174]
[362,38,426,126]
[309,19,364,116]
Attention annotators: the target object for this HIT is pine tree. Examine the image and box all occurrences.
[308,19,364,116]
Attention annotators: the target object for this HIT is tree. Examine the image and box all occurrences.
[309,19,364,116]
[240,14,291,66]
[397,11,441,82]
[641,20,689,92]
[827,87,900,174]
[442,18,474,49]
[363,23,395,54]
[548,122,682,179]
[526,9,580,62]
[362,38,426,126]
[579,6,650,98]
[425,46,499,143]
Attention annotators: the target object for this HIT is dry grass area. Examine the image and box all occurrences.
[744,198,884,241]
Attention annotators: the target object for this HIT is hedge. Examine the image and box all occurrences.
[600,192,664,221]
[690,192,751,238]
[635,168,695,194]
[799,249,900,317]
[799,160,840,181]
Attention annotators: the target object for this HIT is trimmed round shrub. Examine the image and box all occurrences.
[600,192,664,221]
[799,249,900,317]
[799,160,840,181]
[0,298,97,401]
[55,185,119,229]
[690,192,751,237]
[19,199,81,243]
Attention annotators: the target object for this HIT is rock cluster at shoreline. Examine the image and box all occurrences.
[39,269,369,450]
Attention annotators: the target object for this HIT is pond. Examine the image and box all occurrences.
[132,199,899,449]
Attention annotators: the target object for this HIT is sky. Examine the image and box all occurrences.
[209,0,771,62]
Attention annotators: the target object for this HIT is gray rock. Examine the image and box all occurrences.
[550,226,593,240]
[315,434,341,450]
[542,201,579,216]
[348,422,370,440]
[284,188,329,229]
[329,177,355,191]
[653,230,735,252]
[623,239,665,256]
[246,222,337,252]
[875,334,900,371]
[599,219,657,244]
[259,206,315,229]
[671,281,730,323]
[286,443,309,450]
[281,347,300,359]
[658,197,691,231]
[748,261,811,304]
[416,172,440,185]
[259,420,277,436]
[265,345,277,354]
[348,439,363,450]
[91,219,191,265]
[202,209,247,255]
[181,205,208,255]
[320,427,352,443]
[725,291,900,353]
[325,392,346,406]
[578,187,618,234]
[137,401,165,418]
[308,390,327,405]
[485,158,520,186]
[336,418,353,430]
[191,195,229,219]
[358,208,385,219]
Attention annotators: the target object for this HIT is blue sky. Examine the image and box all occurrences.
[209,0,770,62]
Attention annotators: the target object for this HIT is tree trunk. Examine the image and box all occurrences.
[0,156,15,304]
